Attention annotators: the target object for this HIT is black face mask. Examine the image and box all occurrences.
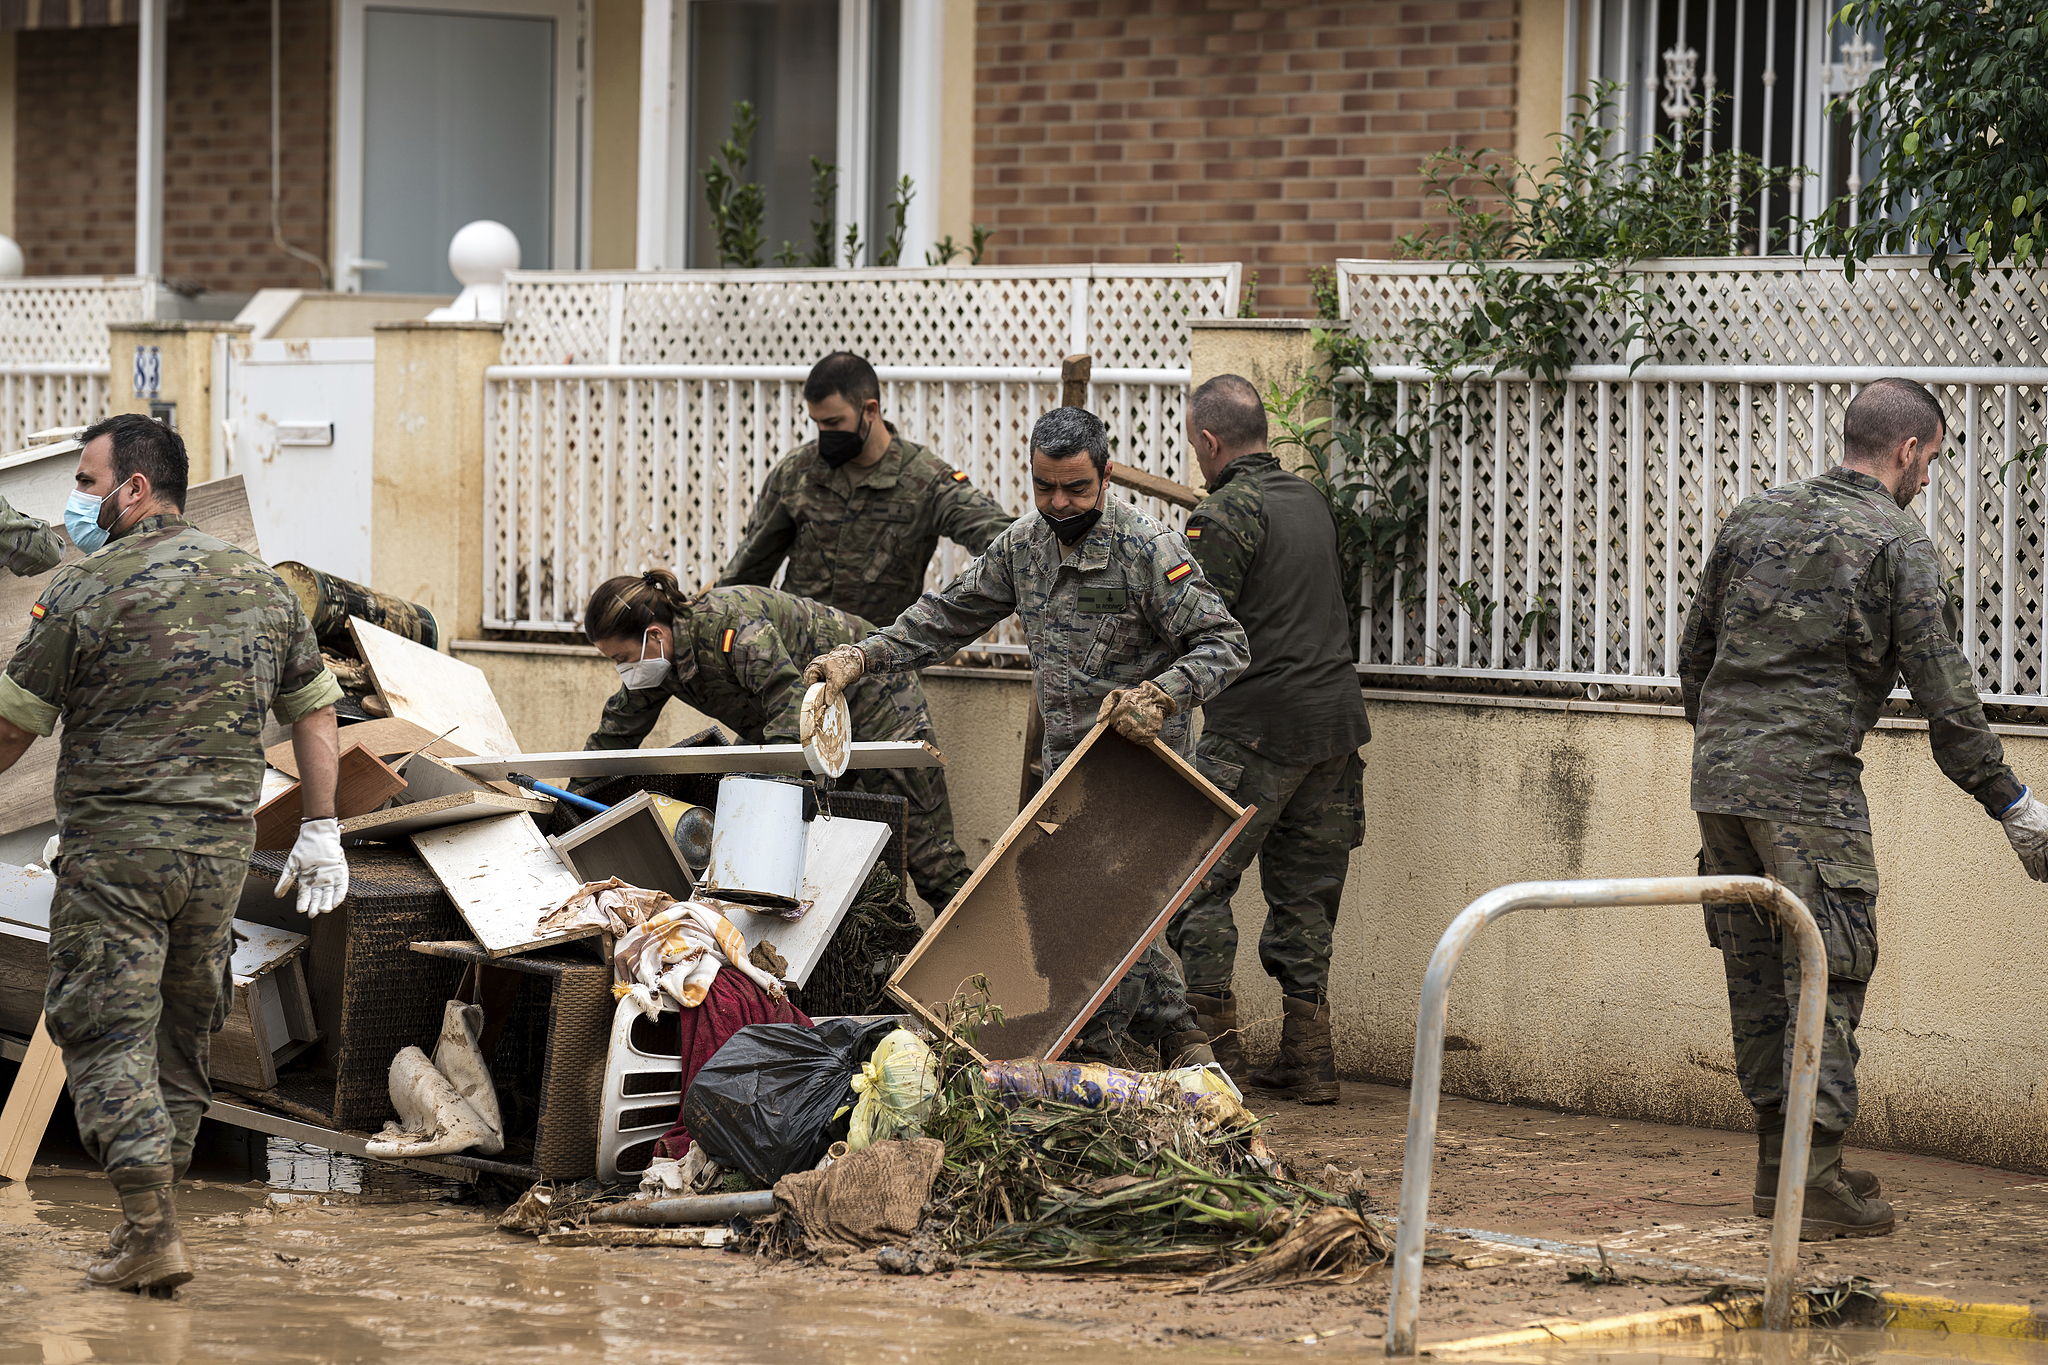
[817,417,871,468]
[1044,506,1102,545]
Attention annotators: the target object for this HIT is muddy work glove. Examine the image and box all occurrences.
[276,817,350,917]
[1097,679,1176,745]
[2001,788,2048,883]
[801,644,867,702]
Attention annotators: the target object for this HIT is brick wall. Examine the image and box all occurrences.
[15,0,330,289]
[974,0,1519,317]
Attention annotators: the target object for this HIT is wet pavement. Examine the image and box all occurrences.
[3,1078,2047,1362]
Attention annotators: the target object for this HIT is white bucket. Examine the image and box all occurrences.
[703,775,805,907]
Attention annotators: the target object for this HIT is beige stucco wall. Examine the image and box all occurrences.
[589,0,641,270]
[1515,0,1572,173]
[1190,320,1326,477]
[440,643,2048,1173]
[106,320,249,484]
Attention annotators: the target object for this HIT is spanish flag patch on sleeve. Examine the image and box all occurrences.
[950,469,969,483]
[28,601,46,621]
[1165,561,1194,584]
[720,627,737,653]
[1185,526,1203,541]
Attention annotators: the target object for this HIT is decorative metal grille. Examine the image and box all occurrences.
[484,265,1241,633]
[1341,258,2048,704]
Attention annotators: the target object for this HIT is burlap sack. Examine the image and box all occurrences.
[772,1137,945,1250]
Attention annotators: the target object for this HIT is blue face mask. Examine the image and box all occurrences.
[64,488,111,553]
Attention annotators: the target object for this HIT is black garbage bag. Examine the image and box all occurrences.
[682,1016,901,1186]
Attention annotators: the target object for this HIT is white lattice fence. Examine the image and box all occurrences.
[1341,258,2048,703]
[0,276,154,452]
[485,266,1239,633]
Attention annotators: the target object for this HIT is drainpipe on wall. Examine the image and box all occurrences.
[135,0,166,279]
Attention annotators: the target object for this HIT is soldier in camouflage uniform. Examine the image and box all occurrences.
[1681,378,2048,1241]
[580,572,973,908]
[804,407,1250,1066]
[1165,376,1370,1102]
[0,493,63,576]
[0,414,343,1293]
[720,351,1016,627]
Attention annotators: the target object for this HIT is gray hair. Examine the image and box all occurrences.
[1189,373,1267,453]
[1030,406,1109,475]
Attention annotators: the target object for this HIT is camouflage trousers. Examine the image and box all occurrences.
[846,670,973,911]
[1066,941,1199,1063]
[1167,735,1365,998]
[1697,813,1878,1139]
[43,848,244,1175]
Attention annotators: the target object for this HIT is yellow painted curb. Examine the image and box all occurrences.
[1426,1298,1763,1354]
[1880,1293,2048,1342]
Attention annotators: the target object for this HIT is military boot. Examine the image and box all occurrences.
[1752,1129,1881,1218]
[1783,1142,1894,1240]
[1160,1030,1217,1068]
[1248,995,1338,1104]
[104,1155,189,1258]
[1185,987,1245,1080]
[88,1166,192,1293]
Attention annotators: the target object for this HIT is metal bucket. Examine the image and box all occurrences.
[702,776,805,907]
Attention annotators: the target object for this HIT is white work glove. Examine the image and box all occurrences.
[40,834,57,865]
[2001,787,2048,883]
[275,817,349,917]
[801,644,867,704]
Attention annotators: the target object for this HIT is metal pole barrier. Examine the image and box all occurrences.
[1384,875,1826,1355]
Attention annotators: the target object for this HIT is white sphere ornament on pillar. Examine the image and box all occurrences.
[0,236,25,280]
[427,220,520,323]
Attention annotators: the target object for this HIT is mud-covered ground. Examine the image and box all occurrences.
[2,1078,2044,1364]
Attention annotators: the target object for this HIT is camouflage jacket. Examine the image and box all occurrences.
[1679,466,2022,830]
[860,494,1250,773]
[1187,452,1370,766]
[718,428,1016,627]
[0,494,62,577]
[0,514,341,858]
[582,585,934,764]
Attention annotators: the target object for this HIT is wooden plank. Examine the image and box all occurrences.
[1108,464,1201,510]
[342,790,550,842]
[887,722,1252,1064]
[0,863,53,932]
[266,717,462,780]
[449,739,945,784]
[350,616,521,757]
[722,816,890,987]
[230,921,308,980]
[211,979,278,1090]
[0,475,263,837]
[252,744,408,851]
[0,921,44,1039]
[396,750,525,802]
[0,1016,66,1181]
[410,813,591,958]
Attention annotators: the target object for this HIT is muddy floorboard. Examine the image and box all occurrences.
[2,1080,2045,1362]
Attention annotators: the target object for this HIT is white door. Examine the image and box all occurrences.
[336,0,585,293]
[222,339,377,582]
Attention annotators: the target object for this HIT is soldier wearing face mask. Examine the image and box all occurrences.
[718,351,1015,626]
[579,570,973,911]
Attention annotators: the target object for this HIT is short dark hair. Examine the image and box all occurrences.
[803,351,880,409]
[1030,406,1109,476]
[81,412,187,509]
[1189,374,1268,452]
[1844,378,1945,465]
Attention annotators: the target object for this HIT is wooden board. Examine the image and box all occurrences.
[266,717,465,780]
[342,790,550,842]
[547,791,696,903]
[1108,464,1201,510]
[723,815,891,987]
[887,723,1253,1063]
[0,476,262,837]
[397,750,525,802]
[0,920,43,1038]
[0,1016,65,1181]
[350,616,521,757]
[449,739,944,784]
[252,744,408,851]
[410,812,590,958]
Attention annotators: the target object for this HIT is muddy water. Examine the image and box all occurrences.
[1462,1330,2048,1365]
[0,1141,1306,1365]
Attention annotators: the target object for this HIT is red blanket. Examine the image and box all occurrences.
[651,969,812,1160]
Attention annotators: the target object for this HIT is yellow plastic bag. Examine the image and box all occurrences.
[846,1029,938,1151]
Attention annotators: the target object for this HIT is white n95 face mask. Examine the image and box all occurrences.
[616,627,673,690]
